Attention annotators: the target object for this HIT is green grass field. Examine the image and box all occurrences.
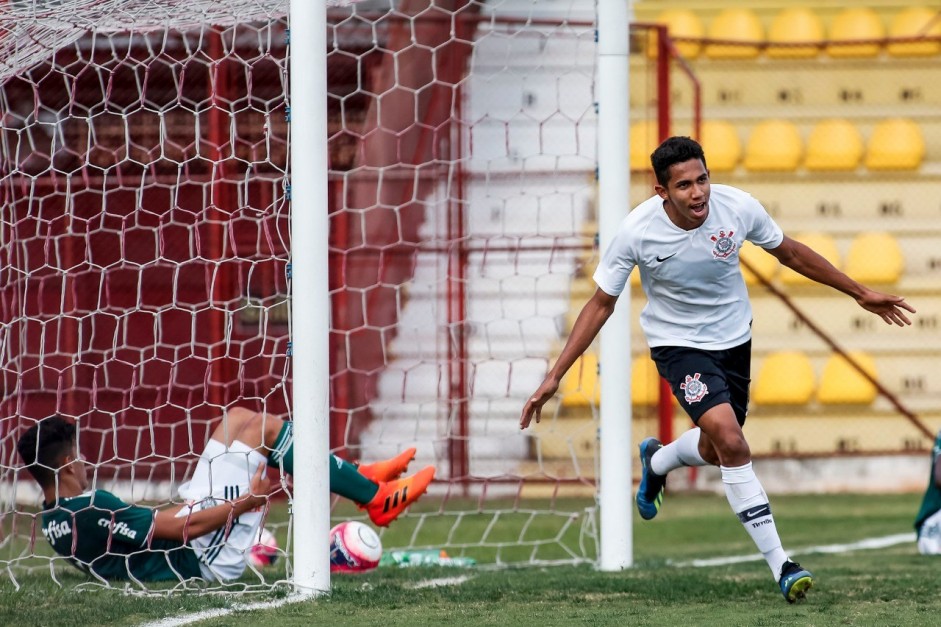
[4,492,940,626]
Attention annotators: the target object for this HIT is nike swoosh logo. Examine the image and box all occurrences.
[745,506,770,518]
[656,253,677,263]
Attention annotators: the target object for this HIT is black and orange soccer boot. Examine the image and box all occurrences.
[365,465,435,527]
[357,447,416,483]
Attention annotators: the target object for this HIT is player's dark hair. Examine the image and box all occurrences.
[651,136,708,185]
[16,416,76,489]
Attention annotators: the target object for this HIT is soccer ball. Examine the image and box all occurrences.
[329,521,382,573]
[247,527,279,568]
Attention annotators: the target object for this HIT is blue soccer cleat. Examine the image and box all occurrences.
[779,560,814,603]
[636,437,666,520]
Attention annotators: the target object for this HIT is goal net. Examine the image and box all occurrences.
[0,0,293,590]
[0,0,671,589]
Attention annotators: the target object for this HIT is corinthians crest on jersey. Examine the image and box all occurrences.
[709,229,737,259]
[680,373,709,404]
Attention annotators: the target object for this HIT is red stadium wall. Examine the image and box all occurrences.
[0,35,291,479]
[0,4,481,478]
[0,177,290,479]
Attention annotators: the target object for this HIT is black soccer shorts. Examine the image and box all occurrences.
[649,340,751,425]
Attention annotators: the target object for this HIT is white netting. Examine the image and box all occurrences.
[325,0,604,567]
[0,1,291,83]
[0,2,293,590]
[0,0,630,591]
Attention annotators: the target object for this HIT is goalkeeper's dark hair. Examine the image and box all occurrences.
[16,415,77,489]
[651,136,708,186]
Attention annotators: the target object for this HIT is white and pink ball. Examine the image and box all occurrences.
[329,521,382,573]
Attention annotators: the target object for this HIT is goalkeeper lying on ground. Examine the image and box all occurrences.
[16,407,434,582]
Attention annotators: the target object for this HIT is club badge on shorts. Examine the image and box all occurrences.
[681,372,709,404]
[710,229,736,259]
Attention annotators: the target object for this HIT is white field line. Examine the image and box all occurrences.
[409,574,474,589]
[138,575,475,626]
[138,593,313,627]
[671,532,916,568]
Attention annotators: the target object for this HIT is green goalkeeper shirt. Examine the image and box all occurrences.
[41,489,202,581]
[915,431,941,534]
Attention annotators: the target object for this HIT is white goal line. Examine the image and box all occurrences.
[139,593,311,627]
[138,575,476,627]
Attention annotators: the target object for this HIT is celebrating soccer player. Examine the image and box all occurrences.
[520,136,916,602]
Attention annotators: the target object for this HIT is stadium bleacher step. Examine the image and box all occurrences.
[361,399,530,472]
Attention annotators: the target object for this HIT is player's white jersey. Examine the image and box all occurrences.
[593,184,783,350]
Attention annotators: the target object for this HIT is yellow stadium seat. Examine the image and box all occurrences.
[817,351,878,405]
[700,120,741,171]
[630,120,660,171]
[865,118,925,170]
[780,232,840,285]
[632,356,661,406]
[705,8,764,59]
[827,7,885,58]
[845,232,904,284]
[649,9,705,60]
[887,7,941,56]
[744,120,802,172]
[753,351,815,405]
[805,119,863,171]
[560,351,600,407]
[767,8,824,59]
[739,240,779,286]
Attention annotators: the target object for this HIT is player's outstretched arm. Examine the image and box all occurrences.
[520,288,618,430]
[766,235,915,326]
[152,462,273,542]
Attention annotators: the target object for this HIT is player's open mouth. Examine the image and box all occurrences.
[689,202,707,216]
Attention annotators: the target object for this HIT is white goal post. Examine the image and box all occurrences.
[596,0,633,572]
[290,1,330,595]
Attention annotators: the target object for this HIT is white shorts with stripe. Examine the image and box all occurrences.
[176,439,268,582]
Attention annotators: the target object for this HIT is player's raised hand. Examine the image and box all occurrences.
[520,378,559,430]
[856,289,916,326]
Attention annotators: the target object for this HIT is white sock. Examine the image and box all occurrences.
[651,428,708,475]
[721,462,789,580]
